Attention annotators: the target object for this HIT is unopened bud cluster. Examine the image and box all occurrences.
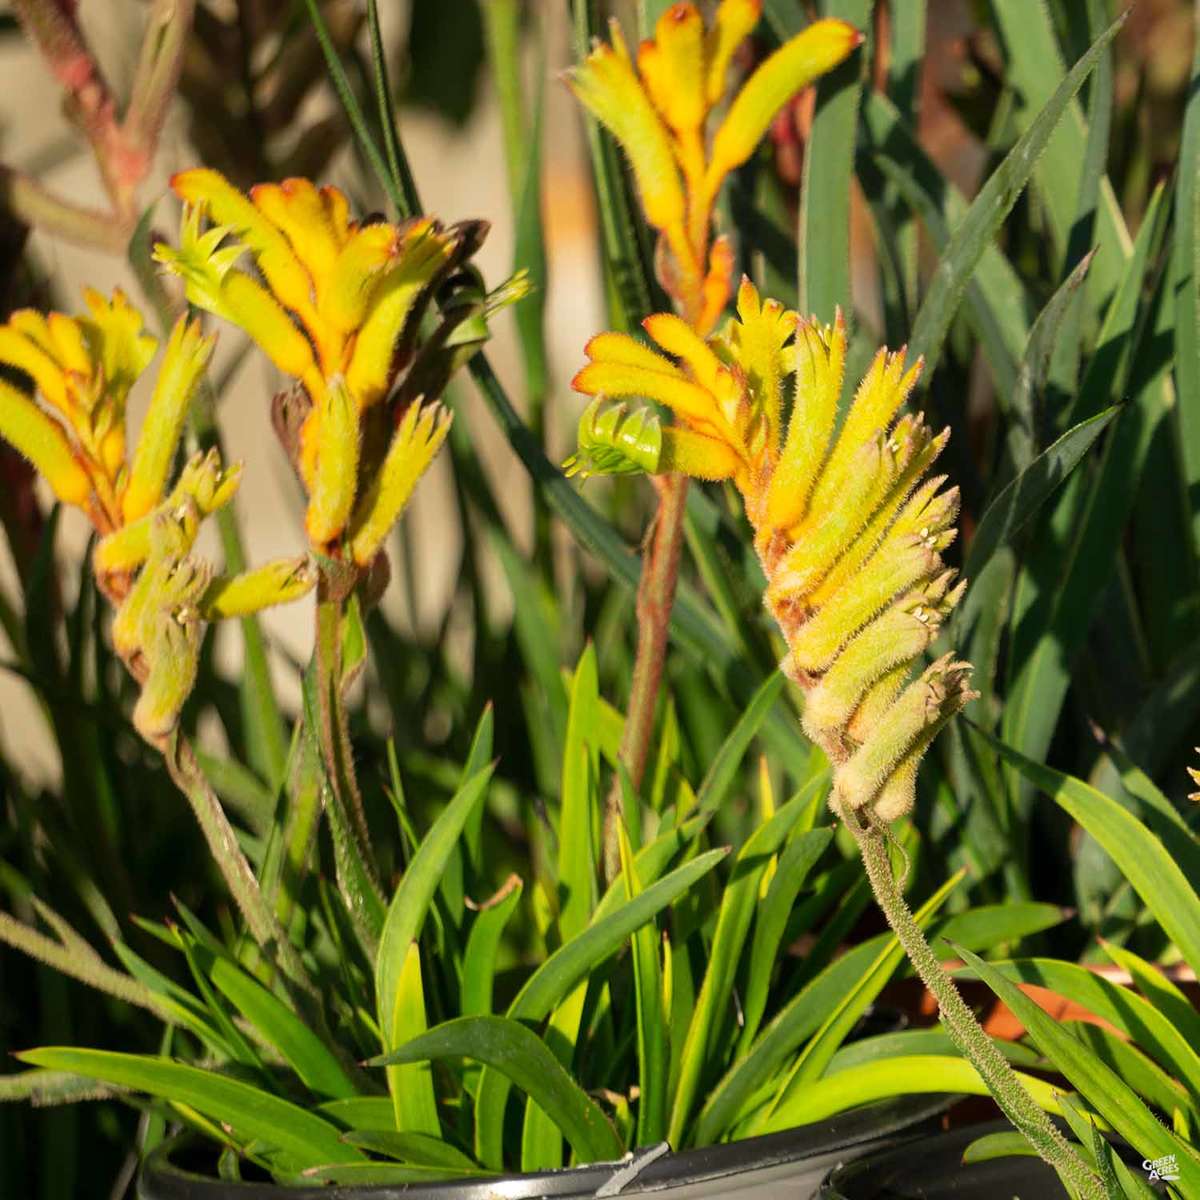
[571,282,976,822]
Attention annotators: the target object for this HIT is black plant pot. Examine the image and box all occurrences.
[818,1120,1166,1198]
[138,1093,952,1200]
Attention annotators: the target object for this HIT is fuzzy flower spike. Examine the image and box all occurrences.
[571,281,976,824]
[0,287,315,742]
[154,170,517,562]
[569,1,860,332]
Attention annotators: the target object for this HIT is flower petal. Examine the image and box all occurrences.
[0,377,91,506]
[708,18,861,188]
[567,20,686,234]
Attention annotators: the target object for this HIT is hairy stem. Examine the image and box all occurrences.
[163,732,315,1000]
[603,473,689,881]
[839,802,1103,1200]
[311,580,385,953]
[0,911,165,1018]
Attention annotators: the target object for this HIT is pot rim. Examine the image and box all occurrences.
[139,1092,955,1198]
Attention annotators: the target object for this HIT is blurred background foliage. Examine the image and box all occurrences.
[1,0,1199,1195]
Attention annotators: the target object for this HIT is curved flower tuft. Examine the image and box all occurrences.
[571,281,975,822]
[567,1,860,330]
[154,170,509,554]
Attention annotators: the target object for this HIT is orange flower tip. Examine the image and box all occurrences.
[570,367,594,394]
[667,2,697,22]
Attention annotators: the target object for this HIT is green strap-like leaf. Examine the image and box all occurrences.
[955,405,1120,640]
[369,1016,623,1166]
[798,0,869,322]
[953,944,1200,1189]
[375,765,494,1125]
[979,728,1200,980]
[473,847,728,1168]
[16,1048,361,1173]
[669,787,825,1145]
[906,12,1126,377]
[696,671,786,812]
[756,1055,1062,1135]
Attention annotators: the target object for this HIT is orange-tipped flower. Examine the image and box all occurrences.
[154,170,496,555]
[569,281,974,821]
[568,1,859,329]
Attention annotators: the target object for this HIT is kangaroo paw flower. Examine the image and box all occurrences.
[572,282,976,822]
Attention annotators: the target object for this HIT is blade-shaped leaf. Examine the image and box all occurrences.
[16,1049,361,1173]
[906,12,1127,377]
[953,945,1200,1189]
[473,847,728,1167]
[980,729,1200,979]
[369,1016,623,1166]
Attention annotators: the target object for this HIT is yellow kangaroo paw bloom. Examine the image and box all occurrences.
[133,608,204,742]
[643,312,730,398]
[47,311,92,377]
[99,426,125,479]
[0,326,71,418]
[320,223,401,337]
[807,424,948,608]
[697,235,736,337]
[123,317,216,522]
[768,435,885,604]
[818,349,919,490]
[726,277,797,443]
[704,0,761,106]
[348,401,452,566]
[766,311,847,531]
[0,378,91,506]
[708,18,861,193]
[305,377,360,545]
[171,169,315,321]
[345,223,456,407]
[802,577,960,744]
[572,360,725,434]
[583,331,679,373]
[98,452,241,573]
[319,184,353,246]
[788,534,940,675]
[566,20,686,235]
[110,505,203,657]
[806,476,958,620]
[220,271,317,384]
[659,424,741,480]
[201,556,316,619]
[637,3,706,136]
[832,657,976,816]
[155,208,317,385]
[250,178,341,287]
[80,288,158,408]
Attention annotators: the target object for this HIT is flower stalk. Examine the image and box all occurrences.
[570,284,1102,1190]
[842,804,1103,1198]
[568,2,860,877]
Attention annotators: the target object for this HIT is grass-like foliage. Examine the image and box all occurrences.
[0,2,1199,1198]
